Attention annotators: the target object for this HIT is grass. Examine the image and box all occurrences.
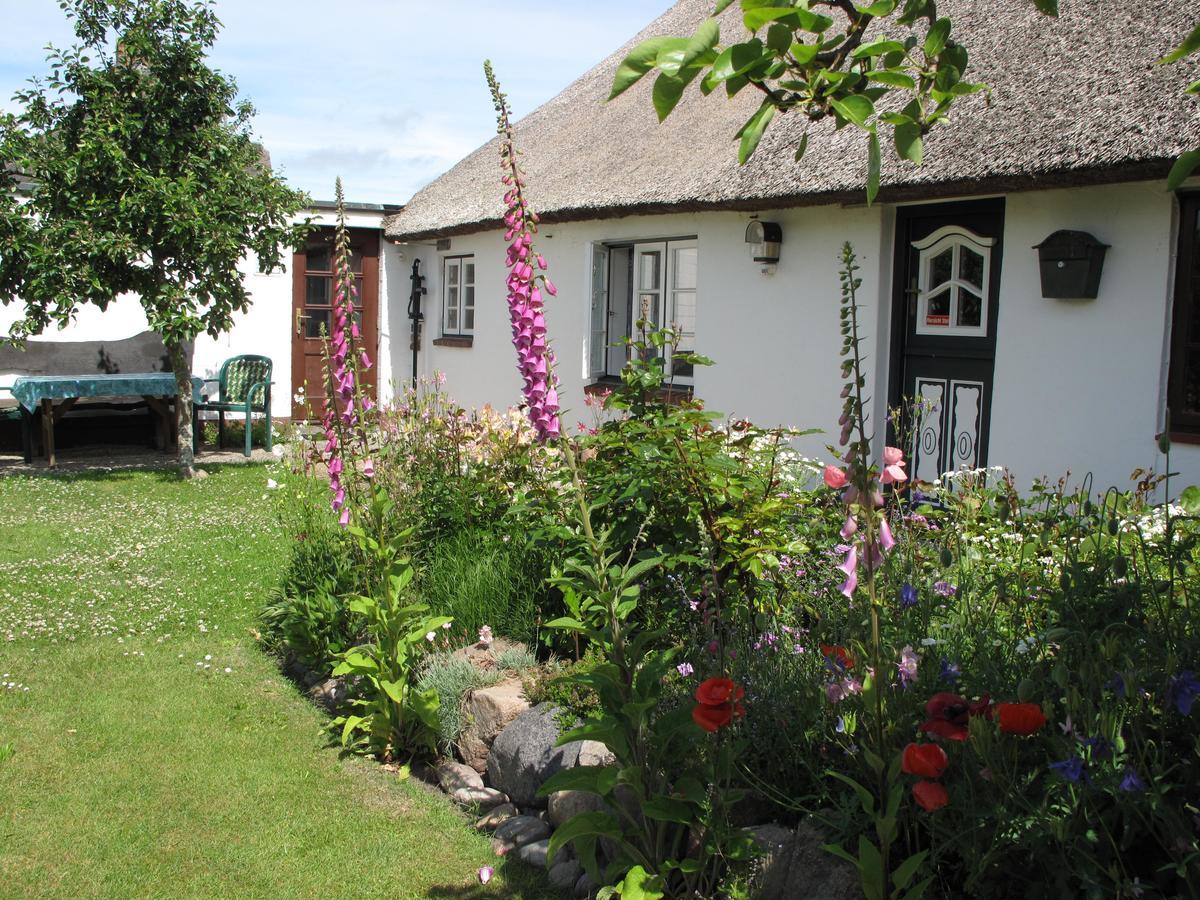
[0,465,553,899]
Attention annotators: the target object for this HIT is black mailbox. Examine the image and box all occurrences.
[1033,230,1109,299]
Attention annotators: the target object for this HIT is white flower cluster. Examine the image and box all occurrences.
[933,465,1007,488]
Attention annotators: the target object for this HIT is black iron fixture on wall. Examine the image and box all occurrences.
[1033,230,1109,299]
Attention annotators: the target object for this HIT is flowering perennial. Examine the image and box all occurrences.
[692,677,746,732]
[485,61,560,441]
[321,178,374,527]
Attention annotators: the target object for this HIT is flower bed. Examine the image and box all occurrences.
[261,186,1200,899]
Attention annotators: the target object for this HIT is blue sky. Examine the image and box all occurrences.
[0,1,670,205]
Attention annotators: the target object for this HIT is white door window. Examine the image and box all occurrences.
[912,226,994,337]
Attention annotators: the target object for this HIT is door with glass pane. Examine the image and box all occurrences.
[889,200,1004,482]
[291,227,380,419]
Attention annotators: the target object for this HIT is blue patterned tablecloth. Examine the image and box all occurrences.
[10,373,199,413]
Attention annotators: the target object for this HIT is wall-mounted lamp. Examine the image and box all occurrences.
[745,221,783,264]
[1033,230,1109,299]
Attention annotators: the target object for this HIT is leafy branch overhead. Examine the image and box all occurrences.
[1161,21,1200,190]
[608,0,1057,203]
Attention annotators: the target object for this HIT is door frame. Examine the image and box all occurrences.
[887,197,1006,471]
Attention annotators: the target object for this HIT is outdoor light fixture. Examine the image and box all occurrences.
[745,220,783,264]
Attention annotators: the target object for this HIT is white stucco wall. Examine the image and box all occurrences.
[0,205,399,413]
[396,179,1197,495]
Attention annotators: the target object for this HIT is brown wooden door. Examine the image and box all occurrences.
[291,227,379,419]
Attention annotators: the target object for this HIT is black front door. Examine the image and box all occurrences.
[889,199,1005,483]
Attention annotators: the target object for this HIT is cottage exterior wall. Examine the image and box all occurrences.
[403,181,1196,495]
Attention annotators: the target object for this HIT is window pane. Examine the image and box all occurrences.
[639,251,661,290]
[639,293,659,325]
[306,275,331,306]
[304,309,330,338]
[925,288,951,326]
[673,247,698,290]
[306,244,332,273]
[447,262,459,287]
[671,291,696,339]
[447,306,458,331]
[465,262,475,285]
[959,247,984,288]
[350,249,364,275]
[1187,354,1200,416]
[464,285,475,311]
[957,288,982,327]
[928,248,953,287]
[464,308,474,331]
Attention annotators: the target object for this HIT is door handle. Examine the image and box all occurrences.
[295,309,310,337]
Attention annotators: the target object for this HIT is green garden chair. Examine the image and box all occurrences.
[192,355,273,457]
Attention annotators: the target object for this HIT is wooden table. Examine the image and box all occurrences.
[10,373,201,467]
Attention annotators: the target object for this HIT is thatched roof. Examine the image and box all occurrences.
[386,0,1200,241]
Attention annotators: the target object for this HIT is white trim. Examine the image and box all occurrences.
[913,226,993,338]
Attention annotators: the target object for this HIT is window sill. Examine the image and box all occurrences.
[1168,431,1200,446]
[433,335,473,348]
[585,377,694,403]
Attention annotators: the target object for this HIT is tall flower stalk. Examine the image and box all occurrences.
[823,243,913,892]
[321,177,375,526]
[485,60,560,441]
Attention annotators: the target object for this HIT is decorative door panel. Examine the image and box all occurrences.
[910,376,986,481]
[889,200,1004,480]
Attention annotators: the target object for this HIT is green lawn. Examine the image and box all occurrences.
[0,465,550,899]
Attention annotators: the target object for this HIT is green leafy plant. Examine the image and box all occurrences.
[330,492,450,761]
[608,0,1055,202]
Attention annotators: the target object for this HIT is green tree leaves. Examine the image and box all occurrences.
[606,0,1057,204]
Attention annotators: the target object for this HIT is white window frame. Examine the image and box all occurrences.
[912,225,994,338]
[589,237,698,382]
[442,255,475,336]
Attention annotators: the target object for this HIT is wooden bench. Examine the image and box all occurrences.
[0,331,192,460]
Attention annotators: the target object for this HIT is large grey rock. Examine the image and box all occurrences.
[475,802,518,832]
[574,872,599,898]
[451,786,509,810]
[491,815,552,855]
[459,678,532,773]
[516,838,551,868]
[752,822,861,900]
[436,759,485,794]
[548,858,582,890]
[577,740,616,768]
[548,788,606,828]
[487,703,582,807]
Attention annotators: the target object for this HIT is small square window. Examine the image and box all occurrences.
[442,256,475,337]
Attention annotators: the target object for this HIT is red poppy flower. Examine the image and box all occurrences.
[820,644,855,670]
[695,677,745,708]
[996,702,1047,736]
[901,743,949,779]
[912,780,949,812]
[692,700,746,732]
[920,692,991,741]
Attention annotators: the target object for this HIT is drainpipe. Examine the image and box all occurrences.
[407,259,426,386]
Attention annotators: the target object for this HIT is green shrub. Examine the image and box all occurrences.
[417,528,543,646]
[261,470,364,671]
[416,653,503,756]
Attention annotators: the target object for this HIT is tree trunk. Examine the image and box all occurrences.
[167,338,197,478]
